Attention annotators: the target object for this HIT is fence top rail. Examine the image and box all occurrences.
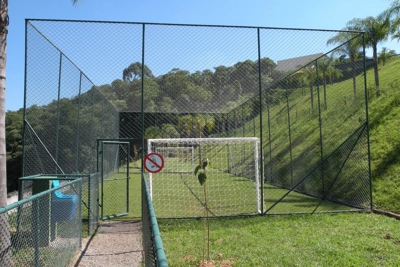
[148,137,260,143]
[19,173,99,180]
[101,141,130,145]
[25,18,365,34]
[0,178,82,214]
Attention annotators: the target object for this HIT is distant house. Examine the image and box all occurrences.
[276,53,324,72]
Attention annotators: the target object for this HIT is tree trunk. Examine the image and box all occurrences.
[310,84,314,110]
[351,58,357,97]
[0,1,11,265]
[373,45,380,97]
[323,76,327,110]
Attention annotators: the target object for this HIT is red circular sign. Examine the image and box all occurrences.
[144,152,164,173]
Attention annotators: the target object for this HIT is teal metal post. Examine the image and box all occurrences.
[316,60,325,195]
[242,107,245,136]
[126,143,130,213]
[141,24,145,166]
[22,19,29,177]
[257,28,264,214]
[100,141,104,220]
[285,85,293,187]
[33,198,41,267]
[362,33,373,209]
[55,52,63,174]
[76,72,83,172]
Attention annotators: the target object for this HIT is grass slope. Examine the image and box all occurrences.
[368,57,400,213]
[227,56,400,213]
[160,213,400,266]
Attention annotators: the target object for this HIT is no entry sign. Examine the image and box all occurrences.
[144,152,164,173]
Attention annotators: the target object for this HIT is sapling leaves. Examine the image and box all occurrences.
[198,172,207,185]
[195,158,211,186]
[194,165,201,176]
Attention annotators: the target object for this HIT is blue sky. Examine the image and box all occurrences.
[7,0,398,111]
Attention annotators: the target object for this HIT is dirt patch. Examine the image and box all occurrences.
[71,220,143,267]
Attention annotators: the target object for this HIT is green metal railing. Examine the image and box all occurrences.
[142,173,168,267]
[19,173,99,236]
[0,179,82,267]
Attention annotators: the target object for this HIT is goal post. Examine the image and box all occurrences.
[147,137,261,217]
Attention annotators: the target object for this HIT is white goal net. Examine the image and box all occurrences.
[147,137,261,218]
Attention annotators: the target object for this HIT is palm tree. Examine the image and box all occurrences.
[346,16,391,95]
[297,64,317,111]
[178,114,193,137]
[192,115,206,138]
[378,47,396,66]
[325,58,343,86]
[327,32,362,97]
[317,56,333,110]
[379,1,400,46]
[379,0,400,21]
[289,64,317,111]
[392,28,400,41]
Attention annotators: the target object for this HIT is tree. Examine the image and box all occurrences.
[325,59,343,86]
[378,47,396,66]
[122,62,154,82]
[346,16,391,94]
[379,1,400,52]
[0,0,9,210]
[291,64,317,110]
[178,115,193,137]
[327,32,362,96]
[211,65,235,106]
[392,29,400,41]
[378,0,400,21]
[317,56,333,110]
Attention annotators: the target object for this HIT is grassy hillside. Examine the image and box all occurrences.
[225,55,400,213]
[367,56,400,213]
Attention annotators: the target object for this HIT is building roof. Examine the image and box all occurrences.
[276,53,324,71]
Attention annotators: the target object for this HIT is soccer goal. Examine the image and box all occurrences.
[155,146,195,173]
[147,137,261,218]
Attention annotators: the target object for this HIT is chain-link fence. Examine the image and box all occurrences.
[0,178,82,267]
[19,174,99,236]
[23,19,371,264]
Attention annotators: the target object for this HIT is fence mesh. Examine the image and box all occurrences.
[19,174,99,236]
[99,141,130,219]
[23,19,372,265]
[0,179,82,267]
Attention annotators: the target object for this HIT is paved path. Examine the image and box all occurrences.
[72,221,143,267]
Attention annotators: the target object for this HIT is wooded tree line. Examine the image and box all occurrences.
[98,58,280,114]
